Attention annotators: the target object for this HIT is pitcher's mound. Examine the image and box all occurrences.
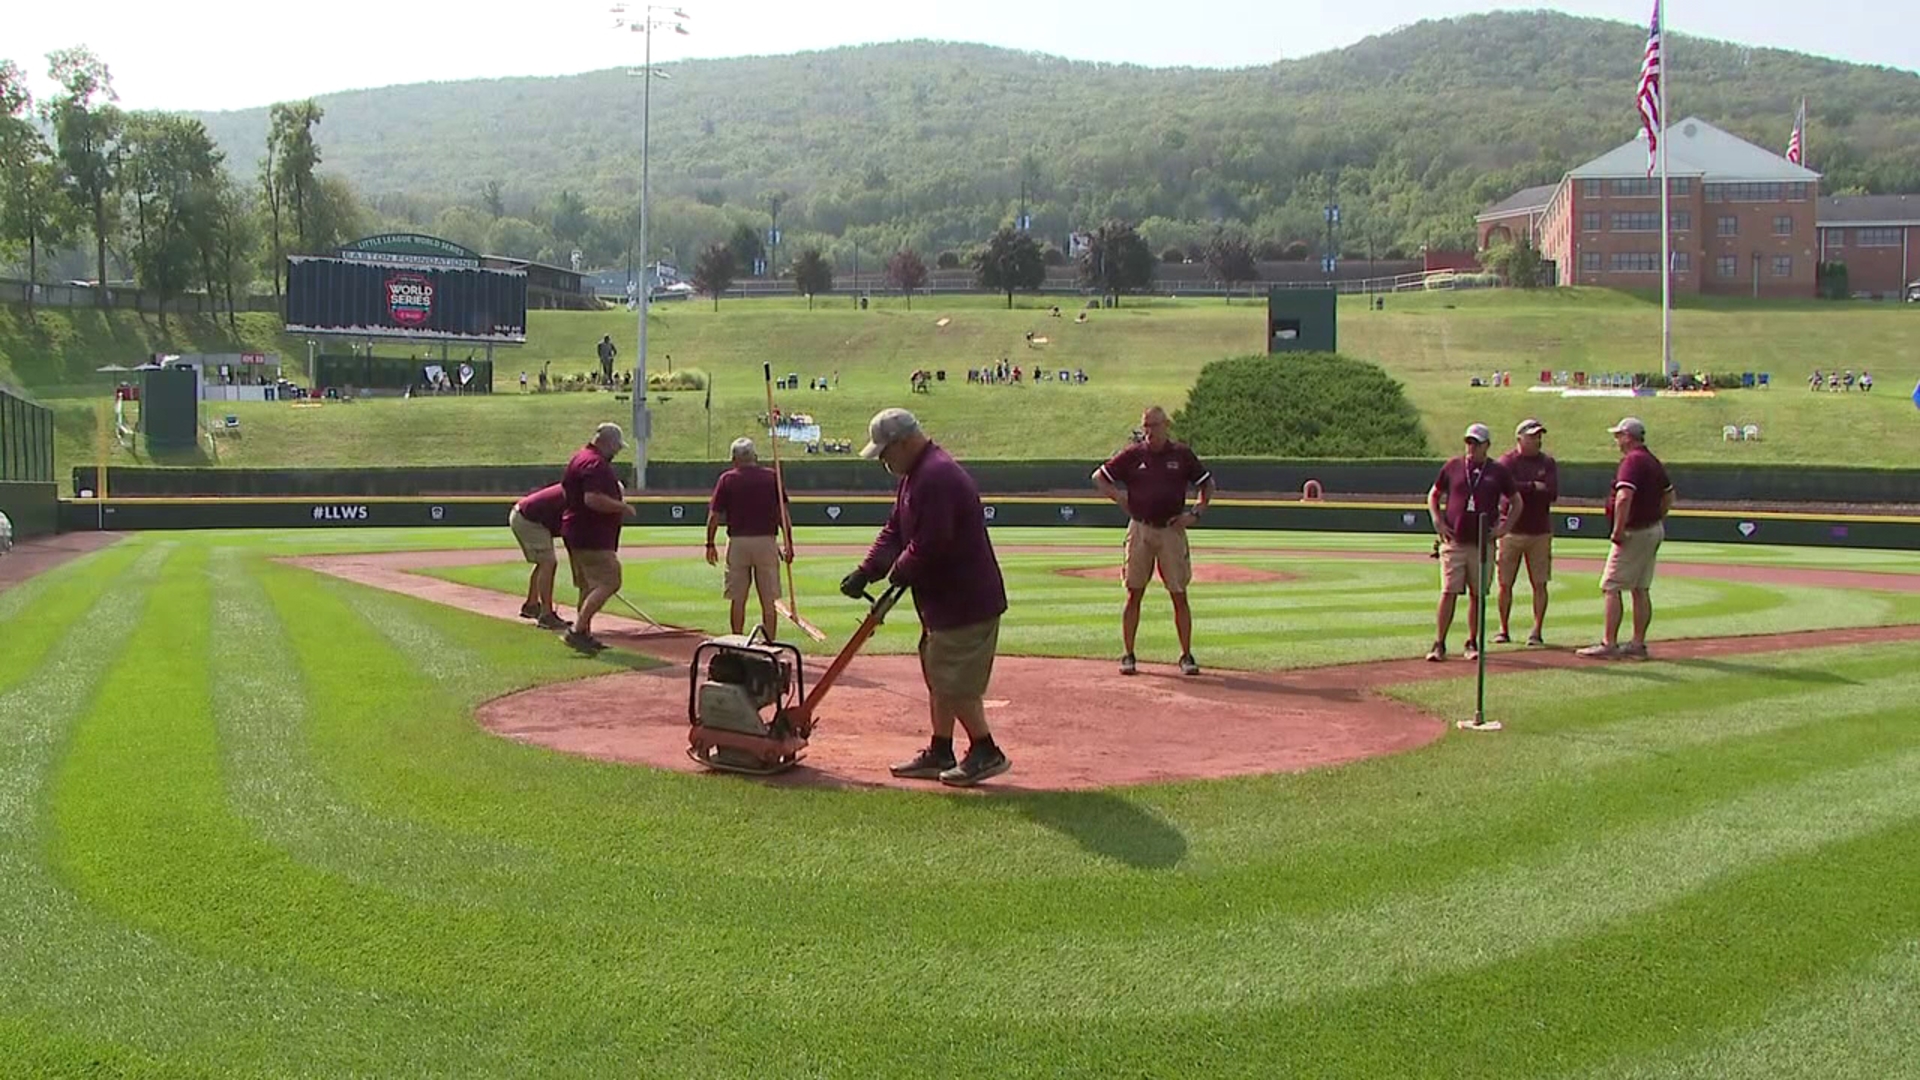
[1055,563,1294,585]
[477,654,1439,792]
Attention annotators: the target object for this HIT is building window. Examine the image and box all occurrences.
[1771,255,1793,277]
[1823,228,1845,250]
[1611,212,1661,232]
[1670,211,1692,232]
[1788,183,1808,201]
[1859,227,1902,247]
[1581,251,1602,272]
[1612,178,1658,197]
[1717,216,1739,237]
[1671,252,1691,273]
[1773,215,1794,236]
[1708,182,1786,202]
[1717,256,1738,278]
[1670,177,1693,196]
[1582,179,1602,198]
[1581,211,1601,232]
[1610,252,1660,273]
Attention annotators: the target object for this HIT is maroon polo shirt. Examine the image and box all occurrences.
[1433,455,1517,546]
[1497,449,1559,536]
[1099,440,1212,526]
[708,464,786,538]
[515,483,566,535]
[1610,446,1673,529]
[856,442,1008,632]
[560,444,625,551]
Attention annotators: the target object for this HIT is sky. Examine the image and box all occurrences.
[5,0,1912,114]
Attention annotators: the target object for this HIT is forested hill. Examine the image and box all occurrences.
[193,10,1920,266]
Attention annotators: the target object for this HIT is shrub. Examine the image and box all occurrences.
[1173,353,1432,458]
[936,250,961,270]
[647,368,709,391]
[1161,247,1186,264]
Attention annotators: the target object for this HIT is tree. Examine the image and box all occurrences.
[790,247,833,309]
[121,111,224,321]
[693,242,736,310]
[728,221,765,275]
[549,188,588,247]
[480,179,505,218]
[257,142,282,300]
[1204,233,1258,301]
[1078,219,1156,306]
[303,174,364,255]
[936,250,960,270]
[972,227,1045,309]
[269,100,324,252]
[886,247,927,310]
[0,60,76,315]
[44,47,124,305]
[204,174,258,332]
[1481,236,1544,288]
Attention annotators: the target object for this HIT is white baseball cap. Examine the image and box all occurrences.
[1609,417,1647,439]
[1463,423,1492,444]
[1516,418,1547,437]
[860,408,923,459]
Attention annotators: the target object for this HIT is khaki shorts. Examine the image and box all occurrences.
[508,508,557,565]
[1440,537,1490,595]
[724,534,783,603]
[1497,532,1552,588]
[1124,521,1193,592]
[568,547,623,594]
[918,616,1000,703]
[1602,522,1665,593]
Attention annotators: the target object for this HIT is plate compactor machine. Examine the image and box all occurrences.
[687,584,907,775]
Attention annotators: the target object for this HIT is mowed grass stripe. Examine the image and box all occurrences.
[0,543,144,696]
[1563,941,1920,1080]
[208,549,555,901]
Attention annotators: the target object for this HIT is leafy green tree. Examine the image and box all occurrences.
[885,247,927,310]
[121,111,223,322]
[1078,219,1155,306]
[549,189,588,246]
[268,100,324,251]
[728,221,765,275]
[43,47,124,304]
[480,178,505,218]
[790,247,832,308]
[0,59,77,314]
[1204,233,1258,301]
[693,242,736,310]
[972,227,1044,309]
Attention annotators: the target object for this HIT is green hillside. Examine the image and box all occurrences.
[6,291,1918,491]
[180,12,1920,267]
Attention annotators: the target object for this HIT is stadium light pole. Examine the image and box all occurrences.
[612,3,689,488]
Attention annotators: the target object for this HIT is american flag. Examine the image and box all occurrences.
[1787,98,1806,165]
[1636,1,1663,176]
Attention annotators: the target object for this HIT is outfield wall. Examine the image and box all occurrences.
[55,495,1920,551]
[70,461,1920,505]
[1,481,58,539]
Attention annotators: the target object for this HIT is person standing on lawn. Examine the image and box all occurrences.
[1578,417,1675,661]
[561,422,637,652]
[1426,423,1523,662]
[1091,405,1215,676]
[1495,418,1559,647]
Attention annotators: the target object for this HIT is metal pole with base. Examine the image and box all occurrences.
[1460,511,1502,732]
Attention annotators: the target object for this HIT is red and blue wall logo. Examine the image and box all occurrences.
[385,273,434,327]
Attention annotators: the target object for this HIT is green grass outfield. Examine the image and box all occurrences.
[5,526,1920,1076]
[8,289,1920,489]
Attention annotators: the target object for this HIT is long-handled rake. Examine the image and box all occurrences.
[762,361,827,642]
[1459,511,1502,732]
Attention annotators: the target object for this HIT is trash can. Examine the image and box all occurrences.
[859,296,869,310]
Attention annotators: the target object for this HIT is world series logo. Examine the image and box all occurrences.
[385,272,434,327]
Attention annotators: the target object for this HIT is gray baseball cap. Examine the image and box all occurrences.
[1609,417,1647,439]
[1516,418,1547,437]
[860,408,922,459]
[1462,423,1492,444]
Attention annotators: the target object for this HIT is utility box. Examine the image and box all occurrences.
[141,367,202,451]
[1267,289,1338,354]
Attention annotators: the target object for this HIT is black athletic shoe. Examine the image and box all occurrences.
[1119,653,1138,676]
[537,611,570,631]
[519,601,542,619]
[565,629,606,653]
[940,746,1011,787]
[1179,654,1200,676]
[889,746,956,780]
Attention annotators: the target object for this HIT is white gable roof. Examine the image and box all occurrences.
[1569,117,1820,183]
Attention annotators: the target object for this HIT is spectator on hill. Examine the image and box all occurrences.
[1861,370,1874,392]
[561,423,637,652]
[597,335,618,387]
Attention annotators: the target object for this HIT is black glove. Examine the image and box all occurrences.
[839,570,872,599]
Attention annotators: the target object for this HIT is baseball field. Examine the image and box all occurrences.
[4,523,1919,1076]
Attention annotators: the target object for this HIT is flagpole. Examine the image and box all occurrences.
[1659,0,1672,379]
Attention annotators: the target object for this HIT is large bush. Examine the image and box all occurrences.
[1172,353,1432,458]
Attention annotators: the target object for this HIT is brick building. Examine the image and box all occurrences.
[1478,118,1823,298]
[1814,194,1920,299]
